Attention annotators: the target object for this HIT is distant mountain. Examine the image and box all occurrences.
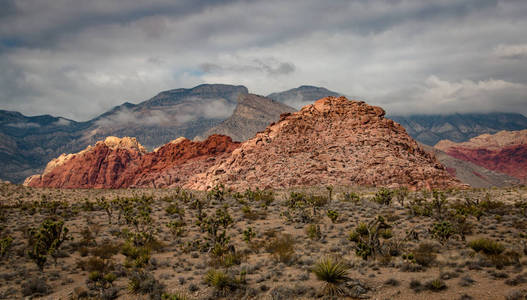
[389,113,527,146]
[0,110,90,183]
[267,85,341,109]
[421,144,519,188]
[196,93,296,142]
[84,84,248,149]
[0,84,248,183]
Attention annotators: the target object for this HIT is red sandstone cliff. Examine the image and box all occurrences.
[435,130,527,182]
[24,135,240,188]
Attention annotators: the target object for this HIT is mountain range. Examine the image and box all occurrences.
[2,84,527,184]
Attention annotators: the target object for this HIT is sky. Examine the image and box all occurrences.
[0,0,526,121]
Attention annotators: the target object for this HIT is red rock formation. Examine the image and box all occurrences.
[24,135,240,188]
[186,97,464,191]
[435,130,527,182]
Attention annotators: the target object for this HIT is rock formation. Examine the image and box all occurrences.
[24,135,240,189]
[435,130,527,182]
[195,94,296,142]
[186,97,464,191]
[421,144,519,188]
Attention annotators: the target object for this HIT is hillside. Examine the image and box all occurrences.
[196,94,296,142]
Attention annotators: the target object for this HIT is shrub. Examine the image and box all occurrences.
[0,236,13,259]
[468,238,505,255]
[430,221,455,244]
[306,224,322,240]
[413,242,436,267]
[373,188,393,205]
[425,278,447,292]
[242,227,256,243]
[128,270,165,297]
[312,256,350,296]
[266,234,295,264]
[21,277,51,297]
[326,210,339,223]
[204,269,241,295]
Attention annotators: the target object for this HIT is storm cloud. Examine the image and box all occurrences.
[0,0,526,120]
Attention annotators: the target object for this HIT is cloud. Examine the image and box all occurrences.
[6,122,40,128]
[379,76,527,115]
[0,0,526,119]
[494,44,527,59]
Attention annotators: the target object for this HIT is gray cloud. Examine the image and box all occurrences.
[0,0,526,119]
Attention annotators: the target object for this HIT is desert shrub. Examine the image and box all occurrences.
[348,216,391,260]
[0,236,13,259]
[27,218,70,271]
[373,188,393,205]
[326,209,339,223]
[207,184,226,203]
[128,270,165,298]
[408,197,432,217]
[201,207,233,254]
[266,234,295,264]
[306,224,322,240]
[395,187,409,206]
[468,238,505,255]
[121,242,151,268]
[380,229,393,239]
[430,221,455,244]
[204,269,244,295]
[312,256,349,296]
[21,277,51,297]
[409,279,424,293]
[413,242,436,267]
[244,188,274,208]
[343,192,360,203]
[162,292,193,300]
[165,203,185,218]
[166,220,186,237]
[425,278,447,292]
[242,227,256,244]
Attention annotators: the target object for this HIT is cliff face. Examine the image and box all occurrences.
[24,135,240,189]
[196,94,296,142]
[186,97,464,191]
[435,130,527,182]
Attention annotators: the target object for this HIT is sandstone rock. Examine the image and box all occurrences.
[186,96,463,191]
[24,135,240,189]
[434,129,527,182]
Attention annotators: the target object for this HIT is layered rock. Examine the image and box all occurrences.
[196,94,296,142]
[24,135,240,189]
[421,145,519,188]
[435,130,527,182]
[186,97,463,191]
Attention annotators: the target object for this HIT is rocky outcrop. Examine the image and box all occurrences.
[196,94,296,142]
[435,130,527,182]
[421,145,519,188]
[24,135,240,188]
[186,97,464,191]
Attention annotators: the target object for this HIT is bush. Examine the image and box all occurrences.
[128,270,165,297]
[204,269,242,295]
[468,238,505,255]
[21,277,51,297]
[312,256,350,296]
[266,234,295,264]
[430,221,455,244]
[373,188,393,205]
[413,243,436,267]
[425,278,447,292]
[326,210,339,223]
[306,224,322,240]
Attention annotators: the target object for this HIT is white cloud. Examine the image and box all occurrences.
[494,44,527,59]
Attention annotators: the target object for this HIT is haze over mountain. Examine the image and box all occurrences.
[196,93,296,142]
[2,83,526,184]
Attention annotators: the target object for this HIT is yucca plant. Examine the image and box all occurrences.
[312,256,350,296]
